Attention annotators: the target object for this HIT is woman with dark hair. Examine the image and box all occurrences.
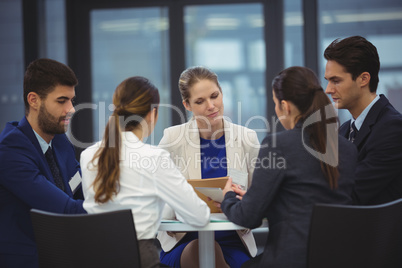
[80,76,210,268]
[221,66,357,268]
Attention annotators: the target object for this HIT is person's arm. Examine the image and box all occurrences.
[158,126,187,175]
[353,118,402,204]
[232,183,246,200]
[244,129,260,187]
[154,149,210,227]
[221,137,285,229]
[158,127,185,219]
[159,126,182,150]
[0,147,86,214]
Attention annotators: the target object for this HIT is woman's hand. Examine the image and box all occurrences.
[208,179,233,208]
[208,198,222,208]
[222,177,234,197]
[210,177,246,207]
[223,177,247,200]
[232,184,246,200]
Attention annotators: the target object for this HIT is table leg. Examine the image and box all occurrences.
[198,230,215,268]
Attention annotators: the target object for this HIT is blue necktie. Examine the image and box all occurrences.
[349,122,358,143]
[45,147,65,192]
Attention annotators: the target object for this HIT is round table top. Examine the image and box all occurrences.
[159,213,268,232]
[159,220,246,232]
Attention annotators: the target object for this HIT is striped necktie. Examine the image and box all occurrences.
[349,122,358,143]
[45,147,65,192]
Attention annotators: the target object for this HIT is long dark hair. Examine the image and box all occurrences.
[272,66,339,189]
[91,76,160,203]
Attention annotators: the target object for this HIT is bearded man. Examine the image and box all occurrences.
[0,58,86,268]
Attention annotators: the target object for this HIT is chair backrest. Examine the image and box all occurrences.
[307,198,402,268]
[30,208,141,268]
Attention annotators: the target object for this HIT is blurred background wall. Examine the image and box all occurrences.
[1,0,401,154]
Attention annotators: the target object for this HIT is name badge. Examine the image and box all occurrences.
[69,171,82,194]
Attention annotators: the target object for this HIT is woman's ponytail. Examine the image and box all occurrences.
[272,67,339,189]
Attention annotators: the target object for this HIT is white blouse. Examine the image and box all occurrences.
[81,131,210,240]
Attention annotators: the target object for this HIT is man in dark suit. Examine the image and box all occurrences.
[324,36,402,205]
[0,58,87,268]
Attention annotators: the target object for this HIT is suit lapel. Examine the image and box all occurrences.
[354,95,388,148]
[18,117,44,157]
[18,117,53,182]
[18,117,71,194]
[339,119,351,140]
[223,119,242,170]
[186,119,202,180]
[185,119,242,179]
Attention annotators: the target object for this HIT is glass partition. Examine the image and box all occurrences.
[0,0,24,131]
[319,0,402,123]
[184,3,267,142]
[90,7,170,144]
[284,0,304,68]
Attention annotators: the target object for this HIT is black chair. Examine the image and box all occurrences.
[307,198,402,268]
[30,209,141,268]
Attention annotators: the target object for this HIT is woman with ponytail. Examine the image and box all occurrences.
[80,76,210,268]
[220,67,357,268]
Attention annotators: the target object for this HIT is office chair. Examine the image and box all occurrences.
[30,208,141,268]
[307,198,402,268]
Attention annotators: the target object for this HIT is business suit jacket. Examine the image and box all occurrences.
[222,126,357,268]
[157,118,260,257]
[339,94,402,205]
[0,117,86,268]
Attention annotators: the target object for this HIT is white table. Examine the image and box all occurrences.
[159,214,268,268]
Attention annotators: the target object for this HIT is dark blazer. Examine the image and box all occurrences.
[0,117,86,268]
[221,126,357,268]
[339,94,402,205]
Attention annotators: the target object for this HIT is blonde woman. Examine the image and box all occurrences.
[158,67,260,268]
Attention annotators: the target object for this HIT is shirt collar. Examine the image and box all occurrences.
[33,130,52,154]
[120,131,145,149]
[351,95,380,131]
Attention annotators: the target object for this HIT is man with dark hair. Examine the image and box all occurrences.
[0,58,86,268]
[324,35,402,205]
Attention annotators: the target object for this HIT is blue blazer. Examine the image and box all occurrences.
[339,94,402,205]
[222,126,357,268]
[0,117,86,268]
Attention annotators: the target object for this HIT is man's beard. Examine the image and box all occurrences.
[38,104,67,135]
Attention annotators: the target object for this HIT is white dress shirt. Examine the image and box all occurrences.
[81,131,210,240]
[351,94,380,131]
[33,130,51,154]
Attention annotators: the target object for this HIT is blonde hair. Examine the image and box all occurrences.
[178,66,221,103]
